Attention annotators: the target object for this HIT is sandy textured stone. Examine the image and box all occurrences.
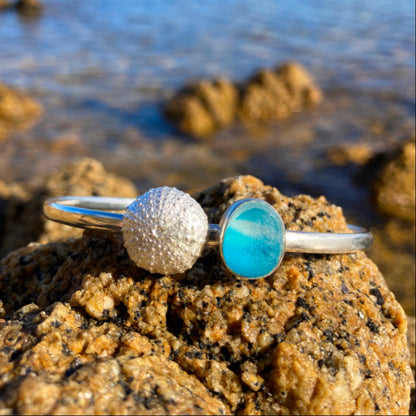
[165,62,322,137]
[367,218,415,316]
[374,138,415,222]
[15,0,43,16]
[327,143,374,166]
[239,62,322,122]
[276,62,323,108]
[408,315,416,415]
[239,69,292,121]
[0,83,43,141]
[0,0,11,10]
[0,175,412,415]
[0,158,137,258]
[164,78,238,138]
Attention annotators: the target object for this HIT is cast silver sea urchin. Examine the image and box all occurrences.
[122,186,208,274]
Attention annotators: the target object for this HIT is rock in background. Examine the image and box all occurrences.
[359,138,416,317]
[164,79,239,138]
[0,83,43,141]
[374,138,415,223]
[0,158,137,259]
[0,0,43,16]
[164,62,322,138]
[0,175,412,414]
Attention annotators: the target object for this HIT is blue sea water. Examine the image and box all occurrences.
[0,0,414,93]
[0,0,414,200]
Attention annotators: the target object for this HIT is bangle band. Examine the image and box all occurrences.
[43,187,373,279]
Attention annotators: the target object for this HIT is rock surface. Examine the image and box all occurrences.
[164,62,322,138]
[0,175,412,414]
[164,79,239,138]
[0,83,43,141]
[374,138,415,222]
[0,158,137,259]
[239,63,322,122]
[0,0,11,10]
[15,0,43,16]
[327,143,374,166]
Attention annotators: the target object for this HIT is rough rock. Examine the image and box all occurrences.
[327,143,374,166]
[367,218,415,316]
[408,315,416,415]
[0,83,43,141]
[164,62,322,137]
[374,138,415,222]
[164,79,238,138]
[0,158,137,259]
[239,69,293,121]
[276,62,323,108]
[15,0,43,16]
[0,0,12,10]
[239,62,322,122]
[407,316,415,376]
[0,175,412,415]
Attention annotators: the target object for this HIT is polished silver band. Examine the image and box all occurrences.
[43,196,373,253]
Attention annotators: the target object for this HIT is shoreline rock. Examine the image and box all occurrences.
[0,158,137,259]
[0,175,412,414]
[15,0,43,16]
[164,62,322,138]
[0,0,43,16]
[0,83,43,141]
[373,138,415,222]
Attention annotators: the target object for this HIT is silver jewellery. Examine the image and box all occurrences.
[43,186,373,279]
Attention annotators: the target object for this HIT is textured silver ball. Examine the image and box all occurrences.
[122,187,208,275]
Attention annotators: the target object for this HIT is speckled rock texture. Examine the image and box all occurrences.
[0,175,412,415]
[0,83,43,141]
[164,62,322,138]
[0,158,137,259]
[374,138,415,222]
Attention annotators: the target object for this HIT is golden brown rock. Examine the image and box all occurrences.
[239,62,322,123]
[367,218,415,316]
[164,78,238,138]
[276,61,323,108]
[0,0,12,11]
[327,143,374,166]
[15,0,43,16]
[407,316,415,376]
[408,316,416,415]
[0,83,43,141]
[164,62,322,137]
[164,94,216,138]
[0,175,412,414]
[0,158,137,258]
[239,70,292,120]
[374,138,415,222]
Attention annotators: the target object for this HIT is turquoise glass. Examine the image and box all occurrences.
[220,199,285,279]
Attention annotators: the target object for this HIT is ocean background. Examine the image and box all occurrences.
[0,0,414,218]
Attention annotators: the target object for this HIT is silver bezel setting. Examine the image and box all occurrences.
[218,198,286,279]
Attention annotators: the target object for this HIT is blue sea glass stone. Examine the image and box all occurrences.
[220,199,285,279]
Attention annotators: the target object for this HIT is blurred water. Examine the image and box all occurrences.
[0,0,414,200]
[0,0,414,91]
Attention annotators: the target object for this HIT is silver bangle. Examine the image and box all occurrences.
[43,187,373,279]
